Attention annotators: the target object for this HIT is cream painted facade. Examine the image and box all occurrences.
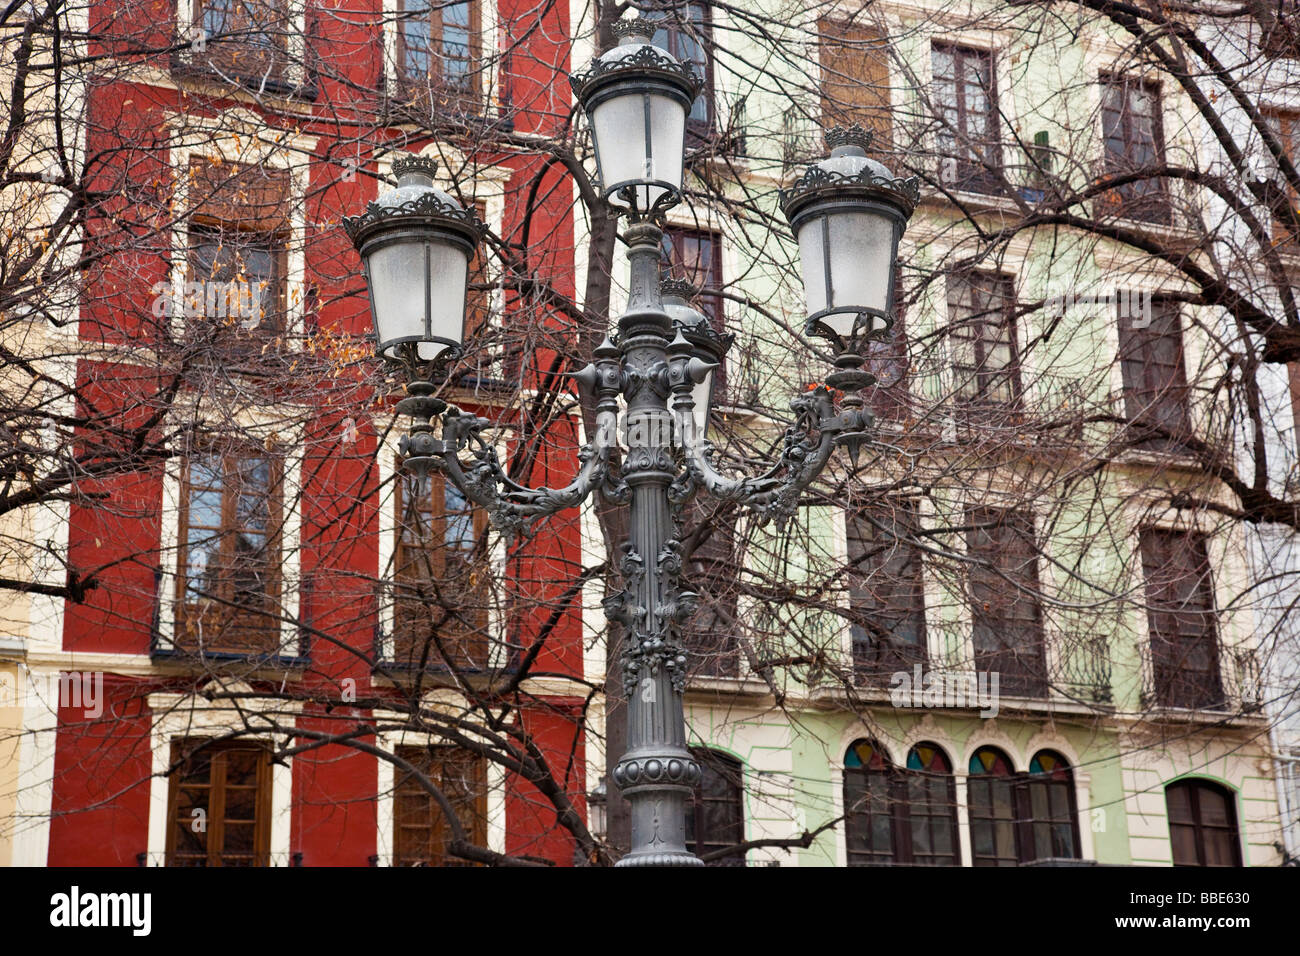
[574,0,1288,866]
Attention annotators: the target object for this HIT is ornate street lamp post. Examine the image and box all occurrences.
[344,17,918,867]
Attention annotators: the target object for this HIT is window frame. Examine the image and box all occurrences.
[172,0,310,96]
[173,446,285,657]
[845,499,927,683]
[161,135,312,354]
[1116,297,1191,451]
[383,0,500,120]
[843,739,960,867]
[682,498,740,679]
[1261,108,1300,245]
[684,747,745,865]
[965,508,1048,698]
[1165,778,1243,866]
[391,743,488,866]
[650,2,716,140]
[1017,750,1082,863]
[1099,73,1172,225]
[388,462,491,672]
[662,225,727,396]
[931,41,1002,194]
[818,18,892,156]
[393,0,485,111]
[164,738,273,867]
[947,271,1023,415]
[1138,527,1225,710]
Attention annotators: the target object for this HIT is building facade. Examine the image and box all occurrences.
[572,0,1292,867]
[2,0,1295,867]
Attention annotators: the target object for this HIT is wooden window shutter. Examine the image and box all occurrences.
[188,156,291,233]
[819,20,892,154]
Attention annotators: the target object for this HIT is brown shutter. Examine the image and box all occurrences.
[188,157,291,232]
[819,20,892,154]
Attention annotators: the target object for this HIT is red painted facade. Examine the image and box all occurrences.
[46,0,589,866]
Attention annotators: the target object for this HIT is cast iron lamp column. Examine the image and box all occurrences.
[343,15,919,867]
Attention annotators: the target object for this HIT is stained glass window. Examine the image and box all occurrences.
[844,739,894,864]
[967,746,1018,865]
[845,739,958,865]
[968,747,1082,864]
[902,743,959,865]
[1025,750,1080,861]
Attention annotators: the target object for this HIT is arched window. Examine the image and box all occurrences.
[844,739,960,865]
[685,748,744,866]
[902,743,960,865]
[968,747,1083,865]
[1166,779,1242,866]
[1024,750,1081,862]
[844,739,895,864]
[967,746,1018,866]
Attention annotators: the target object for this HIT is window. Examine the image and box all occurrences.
[931,43,1000,193]
[683,500,739,678]
[391,468,490,670]
[185,157,290,353]
[176,448,282,656]
[968,747,1081,866]
[1138,528,1224,710]
[685,748,744,865]
[1100,76,1171,224]
[188,0,289,84]
[902,744,961,865]
[166,739,272,866]
[966,508,1047,697]
[1117,299,1190,450]
[1166,779,1242,866]
[947,272,1021,416]
[843,738,895,864]
[395,0,483,112]
[967,746,1018,866]
[819,19,891,155]
[843,740,959,866]
[1022,750,1081,862]
[393,744,487,866]
[663,227,727,397]
[846,500,926,683]
[1261,109,1300,245]
[650,3,714,138]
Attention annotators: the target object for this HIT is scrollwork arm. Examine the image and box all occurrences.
[674,385,862,526]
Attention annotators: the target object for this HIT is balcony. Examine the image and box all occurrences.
[1138,639,1262,718]
[169,15,317,100]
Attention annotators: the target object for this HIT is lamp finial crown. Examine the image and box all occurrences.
[612,16,656,44]
[392,155,438,187]
[659,277,698,301]
[825,124,873,156]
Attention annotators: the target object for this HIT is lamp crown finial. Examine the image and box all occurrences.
[825,124,873,155]
[612,16,656,43]
[392,155,438,186]
[659,277,698,300]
